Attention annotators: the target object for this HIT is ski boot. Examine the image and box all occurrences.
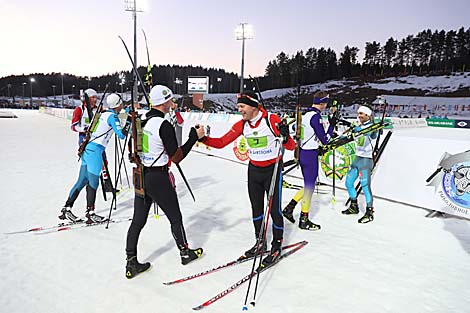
[260,239,282,269]
[125,255,151,279]
[180,246,203,265]
[85,206,107,224]
[239,241,267,260]
[282,199,298,223]
[358,207,374,224]
[58,205,83,223]
[342,199,359,215]
[298,213,321,231]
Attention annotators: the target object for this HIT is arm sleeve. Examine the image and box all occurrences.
[107,114,126,140]
[160,121,198,164]
[71,107,85,132]
[310,114,330,145]
[202,120,244,148]
[269,114,296,150]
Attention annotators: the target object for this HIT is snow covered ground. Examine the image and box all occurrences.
[203,73,470,112]
[1,110,470,313]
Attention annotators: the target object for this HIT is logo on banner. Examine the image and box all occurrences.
[427,151,470,217]
[320,142,356,181]
[233,136,249,161]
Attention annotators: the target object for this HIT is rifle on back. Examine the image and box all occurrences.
[78,86,110,158]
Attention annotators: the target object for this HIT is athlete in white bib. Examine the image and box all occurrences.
[125,85,205,279]
[342,105,378,224]
[59,93,127,224]
[200,90,295,267]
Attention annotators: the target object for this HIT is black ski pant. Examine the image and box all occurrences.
[126,166,188,257]
[247,162,284,245]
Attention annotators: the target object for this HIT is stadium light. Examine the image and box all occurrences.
[235,23,254,93]
[124,0,148,103]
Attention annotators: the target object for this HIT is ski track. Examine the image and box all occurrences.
[0,110,469,313]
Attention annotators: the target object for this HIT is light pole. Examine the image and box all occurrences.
[87,76,91,88]
[7,84,11,101]
[235,23,254,93]
[22,82,26,107]
[52,85,56,105]
[61,73,64,107]
[30,78,35,108]
[125,0,147,104]
[72,84,75,95]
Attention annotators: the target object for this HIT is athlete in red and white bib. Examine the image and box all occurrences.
[201,90,295,266]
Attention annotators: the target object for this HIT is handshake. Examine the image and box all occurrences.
[194,124,211,141]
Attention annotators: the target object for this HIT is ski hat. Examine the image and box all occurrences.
[313,91,329,105]
[358,105,372,116]
[149,85,174,106]
[106,93,123,109]
[84,88,97,98]
[237,91,260,107]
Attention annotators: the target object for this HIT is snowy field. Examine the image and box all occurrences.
[1,110,470,313]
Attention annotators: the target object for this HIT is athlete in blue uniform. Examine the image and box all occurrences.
[59,94,127,224]
[342,105,378,223]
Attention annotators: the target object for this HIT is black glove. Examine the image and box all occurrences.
[337,119,352,127]
[328,115,338,129]
[189,127,198,141]
[278,122,289,144]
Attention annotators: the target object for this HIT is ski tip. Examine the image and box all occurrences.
[153,214,160,220]
[242,305,249,311]
[192,305,204,311]
[250,300,256,307]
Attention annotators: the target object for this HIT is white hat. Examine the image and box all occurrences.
[358,105,372,116]
[149,85,173,106]
[84,88,97,98]
[106,93,123,109]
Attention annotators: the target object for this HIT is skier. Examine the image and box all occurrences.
[282,91,336,230]
[199,90,295,266]
[125,85,204,279]
[71,88,97,145]
[342,105,378,223]
[72,88,114,192]
[59,93,127,224]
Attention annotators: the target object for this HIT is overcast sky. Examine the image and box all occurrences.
[0,0,469,78]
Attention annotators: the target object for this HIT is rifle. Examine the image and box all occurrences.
[294,85,302,162]
[118,36,195,201]
[372,96,388,164]
[319,121,390,155]
[77,85,110,158]
[142,29,153,95]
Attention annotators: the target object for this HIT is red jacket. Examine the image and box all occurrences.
[202,108,295,167]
